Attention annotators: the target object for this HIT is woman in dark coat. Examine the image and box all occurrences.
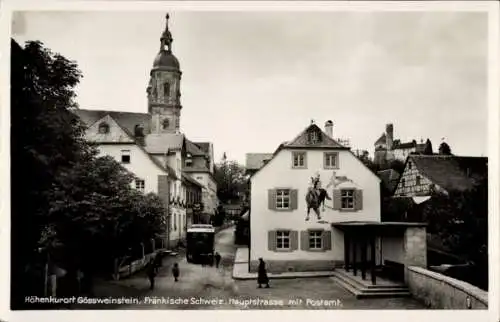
[257,258,270,288]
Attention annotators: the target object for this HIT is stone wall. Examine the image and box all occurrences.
[249,259,342,273]
[407,266,488,309]
[403,226,427,281]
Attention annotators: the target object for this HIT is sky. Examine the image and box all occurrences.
[11,10,489,165]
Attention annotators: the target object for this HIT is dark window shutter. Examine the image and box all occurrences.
[300,231,309,251]
[268,189,275,210]
[355,189,363,211]
[322,230,332,251]
[290,189,298,210]
[333,189,342,210]
[290,231,298,250]
[268,230,277,251]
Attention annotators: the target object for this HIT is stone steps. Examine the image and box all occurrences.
[331,270,411,298]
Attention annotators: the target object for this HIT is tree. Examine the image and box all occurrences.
[423,139,433,155]
[420,180,488,289]
[388,159,405,174]
[439,141,452,155]
[11,39,168,306]
[11,39,89,306]
[356,150,380,173]
[214,154,247,204]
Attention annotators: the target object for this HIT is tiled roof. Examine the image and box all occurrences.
[374,133,386,145]
[250,123,349,178]
[284,124,346,149]
[410,155,487,192]
[246,153,274,170]
[394,141,416,149]
[377,169,401,192]
[193,142,210,153]
[182,173,203,188]
[73,109,151,136]
[186,139,206,156]
[183,167,211,174]
[144,133,184,154]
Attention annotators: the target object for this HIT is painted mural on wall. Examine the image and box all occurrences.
[305,170,354,223]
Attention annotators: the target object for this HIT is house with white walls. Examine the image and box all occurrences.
[249,120,382,273]
[247,120,430,298]
[73,14,217,247]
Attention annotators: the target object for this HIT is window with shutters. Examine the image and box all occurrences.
[276,189,290,210]
[309,231,323,250]
[276,231,290,250]
[341,189,355,210]
[292,152,306,168]
[324,152,339,169]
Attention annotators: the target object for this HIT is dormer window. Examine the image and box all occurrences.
[186,154,193,167]
[98,122,110,134]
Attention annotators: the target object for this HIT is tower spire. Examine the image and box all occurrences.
[160,13,173,52]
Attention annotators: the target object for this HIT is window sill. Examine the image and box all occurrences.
[274,208,293,212]
[291,166,307,169]
[324,166,339,170]
[274,249,293,253]
[306,248,325,252]
[339,209,360,213]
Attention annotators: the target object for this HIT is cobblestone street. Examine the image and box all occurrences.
[74,226,426,310]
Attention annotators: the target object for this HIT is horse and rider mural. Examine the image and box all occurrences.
[305,171,353,222]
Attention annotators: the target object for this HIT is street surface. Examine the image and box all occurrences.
[74,227,426,310]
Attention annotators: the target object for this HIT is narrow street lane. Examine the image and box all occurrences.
[76,226,238,309]
[74,225,426,310]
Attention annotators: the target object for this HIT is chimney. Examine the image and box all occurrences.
[386,123,394,150]
[325,120,333,138]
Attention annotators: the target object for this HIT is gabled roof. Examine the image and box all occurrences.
[185,139,207,156]
[144,133,185,154]
[74,109,152,136]
[377,169,401,193]
[250,123,350,178]
[73,109,177,179]
[374,133,386,145]
[193,142,211,153]
[246,153,274,170]
[409,155,487,193]
[284,124,346,149]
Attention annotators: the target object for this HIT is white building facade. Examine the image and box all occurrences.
[249,121,381,272]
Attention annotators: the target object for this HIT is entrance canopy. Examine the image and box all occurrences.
[332,221,427,236]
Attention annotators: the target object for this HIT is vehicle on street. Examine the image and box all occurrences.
[186,224,215,264]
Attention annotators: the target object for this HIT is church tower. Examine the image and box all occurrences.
[147,14,182,133]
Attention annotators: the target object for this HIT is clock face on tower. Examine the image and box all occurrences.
[162,118,170,129]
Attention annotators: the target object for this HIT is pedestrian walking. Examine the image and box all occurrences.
[257,258,270,288]
[146,259,157,290]
[154,252,163,274]
[172,262,180,282]
[214,252,221,268]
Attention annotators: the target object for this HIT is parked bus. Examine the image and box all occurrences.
[186,224,215,264]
